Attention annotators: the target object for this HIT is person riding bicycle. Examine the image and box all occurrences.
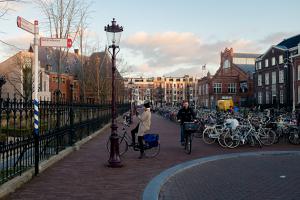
[130,101,152,159]
[177,100,196,146]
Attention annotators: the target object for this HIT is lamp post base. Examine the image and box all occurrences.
[107,134,123,168]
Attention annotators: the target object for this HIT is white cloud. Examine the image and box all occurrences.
[122,31,294,77]
[0,33,32,62]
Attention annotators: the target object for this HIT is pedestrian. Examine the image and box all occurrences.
[297,110,300,127]
[130,101,152,159]
[177,100,196,146]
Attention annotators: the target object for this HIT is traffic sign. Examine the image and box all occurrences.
[17,16,35,34]
[40,37,72,48]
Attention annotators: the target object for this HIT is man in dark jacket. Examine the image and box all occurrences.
[177,100,196,145]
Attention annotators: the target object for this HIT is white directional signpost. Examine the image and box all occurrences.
[17,16,40,175]
[17,16,72,175]
[40,37,72,48]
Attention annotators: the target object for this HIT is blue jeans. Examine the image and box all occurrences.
[180,125,184,143]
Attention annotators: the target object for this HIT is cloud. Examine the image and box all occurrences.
[123,31,294,77]
[0,34,32,61]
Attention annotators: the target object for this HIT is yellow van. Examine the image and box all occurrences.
[217,99,234,111]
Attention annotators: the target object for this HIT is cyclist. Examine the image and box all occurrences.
[177,100,196,146]
[130,101,152,159]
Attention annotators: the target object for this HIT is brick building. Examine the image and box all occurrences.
[198,48,259,108]
[49,72,80,102]
[124,75,198,106]
[254,34,300,110]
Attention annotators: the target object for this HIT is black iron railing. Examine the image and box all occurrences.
[0,96,130,184]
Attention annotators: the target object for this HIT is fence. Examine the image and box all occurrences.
[0,96,130,184]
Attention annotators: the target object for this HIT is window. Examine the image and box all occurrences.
[280,90,284,104]
[298,65,300,80]
[279,55,283,64]
[258,62,261,69]
[205,84,208,94]
[228,83,236,93]
[266,92,270,104]
[265,59,269,67]
[258,92,262,104]
[265,73,269,85]
[272,71,276,84]
[258,74,262,86]
[279,70,284,83]
[272,57,276,66]
[213,83,222,94]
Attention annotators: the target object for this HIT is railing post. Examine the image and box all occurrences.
[69,84,75,146]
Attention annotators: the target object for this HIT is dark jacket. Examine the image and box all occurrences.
[177,107,196,125]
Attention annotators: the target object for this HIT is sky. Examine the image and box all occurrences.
[0,0,300,78]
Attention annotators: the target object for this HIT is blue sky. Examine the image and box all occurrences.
[0,0,300,77]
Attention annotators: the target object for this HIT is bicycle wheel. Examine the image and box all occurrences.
[185,133,192,154]
[224,131,240,148]
[202,128,216,144]
[193,124,203,138]
[218,129,229,148]
[144,143,160,158]
[106,136,129,156]
[259,129,276,146]
[288,129,300,145]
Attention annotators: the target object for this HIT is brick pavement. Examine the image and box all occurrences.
[159,154,300,200]
[3,113,300,200]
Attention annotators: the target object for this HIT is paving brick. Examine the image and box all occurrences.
[3,114,299,200]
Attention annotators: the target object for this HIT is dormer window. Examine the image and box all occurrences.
[224,59,230,68]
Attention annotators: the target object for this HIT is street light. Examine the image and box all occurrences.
[284,57,295,112]
[105,18,123,168]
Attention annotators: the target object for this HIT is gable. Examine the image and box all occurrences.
[214,63,249,80]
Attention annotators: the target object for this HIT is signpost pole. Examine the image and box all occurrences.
[33,20,39,175]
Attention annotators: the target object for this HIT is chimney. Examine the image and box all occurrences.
[74,49,79,55]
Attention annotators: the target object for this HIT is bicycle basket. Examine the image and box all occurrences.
[183,122,198,131]
[144,134,159,147]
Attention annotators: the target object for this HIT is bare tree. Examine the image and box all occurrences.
[3,51,33,99]
[0,0,24,19]
[34,0,91,100]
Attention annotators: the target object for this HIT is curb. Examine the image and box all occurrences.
[0,122,113,199]
[142,150,300,200]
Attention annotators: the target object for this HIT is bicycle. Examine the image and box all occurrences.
[183,122,198,154]
[106,120,160,158]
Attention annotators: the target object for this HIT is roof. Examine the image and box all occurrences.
[276,34,300,49]
[233,53,261,59]
[235,64,255,74]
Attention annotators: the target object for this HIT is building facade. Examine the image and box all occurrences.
[198,48,259,109]
[49,72,80,102]
[124,75,198,106]
[0,50,51,100]
[254,34,300,110]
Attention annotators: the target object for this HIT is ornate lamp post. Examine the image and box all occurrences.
[105,18,123,167]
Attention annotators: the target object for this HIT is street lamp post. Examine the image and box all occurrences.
[284,57,295,112]
[105,18,123,167]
